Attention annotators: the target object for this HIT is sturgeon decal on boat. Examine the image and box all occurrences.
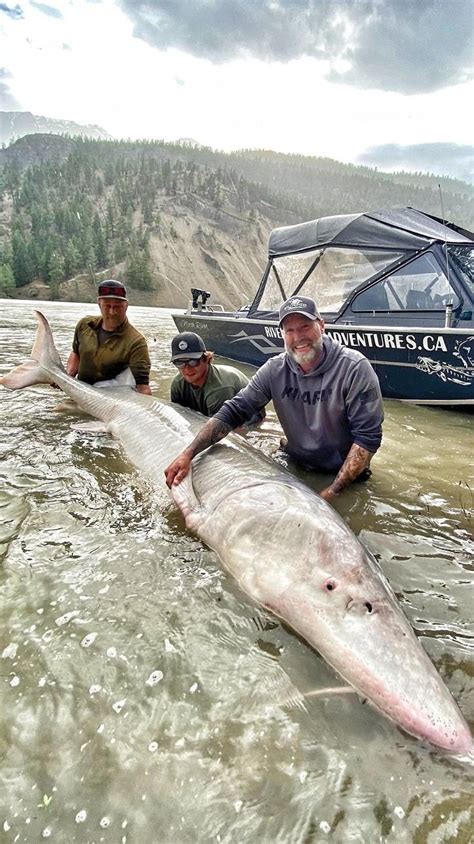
[416,336,474,386]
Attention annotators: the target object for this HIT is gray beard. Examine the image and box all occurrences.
[286,336,323,367]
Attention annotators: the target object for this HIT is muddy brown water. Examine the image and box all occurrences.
[1,300,473,843]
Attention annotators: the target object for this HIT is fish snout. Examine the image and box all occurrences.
[322,579,377,616]
[322,576,379,616]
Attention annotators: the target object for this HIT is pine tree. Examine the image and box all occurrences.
[93,213,107,268]
[125,230,153,290]
[11,226,35,286]
[48,250,65,298]
[105,199,116,241]
[48,250,65,284]
[0,262,15,295]
[64,241,81,278]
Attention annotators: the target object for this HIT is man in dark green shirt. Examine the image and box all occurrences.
[66,280,151,395]
[170,331,264,422]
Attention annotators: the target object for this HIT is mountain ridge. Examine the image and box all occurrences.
[0,111,112,147]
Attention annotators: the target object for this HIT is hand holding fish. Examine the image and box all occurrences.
[165,449,193,487]
[319,444,373,502]
[319,486,336,503]
[165,417,233,487]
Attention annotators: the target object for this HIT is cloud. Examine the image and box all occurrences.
[358,143,474,184]
[0,67,20,108]
[117,0,473,94]
[0,2,23,18]
[30,1,63,19]
[328,0,473,94]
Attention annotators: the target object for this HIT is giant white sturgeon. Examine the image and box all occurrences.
[1,311,471,753]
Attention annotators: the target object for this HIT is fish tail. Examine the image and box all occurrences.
[0,310,65,390]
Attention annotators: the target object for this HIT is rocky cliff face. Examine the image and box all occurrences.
[12,201,273,310]
[0,111,111,147]
[142,200,272,309]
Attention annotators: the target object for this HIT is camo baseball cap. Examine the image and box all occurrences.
[278,296,321,326]
[170,332,206,362]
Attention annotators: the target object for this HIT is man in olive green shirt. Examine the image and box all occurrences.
[170,331,264,422]
[66,280,151,395]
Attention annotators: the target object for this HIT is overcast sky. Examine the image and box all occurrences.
[0,0,473,181]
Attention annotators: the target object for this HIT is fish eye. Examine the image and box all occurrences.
[365,602,373,613]
[324,578,337,591]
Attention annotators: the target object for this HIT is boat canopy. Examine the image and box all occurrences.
[268,207,474,258]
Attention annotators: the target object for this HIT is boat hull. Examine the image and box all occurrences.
[172,313,474,406]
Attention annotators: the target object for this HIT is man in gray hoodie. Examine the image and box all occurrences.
[165,296,383,502]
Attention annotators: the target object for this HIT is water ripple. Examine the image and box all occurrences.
[1,300,473,842]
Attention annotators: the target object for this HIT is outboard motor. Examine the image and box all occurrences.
[191,288,211,310]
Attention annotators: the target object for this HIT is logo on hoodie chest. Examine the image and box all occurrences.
[281,385,333,404]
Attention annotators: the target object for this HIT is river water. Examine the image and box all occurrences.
[0,299,473,844]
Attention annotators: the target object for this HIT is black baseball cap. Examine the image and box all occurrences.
[98,280,127,301]
[170,332,206,363]
[279,296,321,326]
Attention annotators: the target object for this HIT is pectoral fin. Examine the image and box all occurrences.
[71,420,110,433]
[52,399,79,413]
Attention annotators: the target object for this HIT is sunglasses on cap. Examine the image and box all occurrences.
[173,357,203,369]
[99,285,127,298]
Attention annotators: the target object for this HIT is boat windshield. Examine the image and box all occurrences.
[449,245,474,295]
[259,247,404,313]
[352,251,459,311]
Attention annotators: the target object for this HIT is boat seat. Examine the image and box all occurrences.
[406,289,434,310]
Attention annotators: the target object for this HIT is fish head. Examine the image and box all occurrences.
[221,483,472,754]
[297,527,472,754]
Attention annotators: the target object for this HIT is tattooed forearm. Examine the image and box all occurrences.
[165,417,233,487]
[328,444,372,496]
[188,418,233,458]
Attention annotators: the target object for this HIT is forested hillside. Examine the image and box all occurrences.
[0,135,472,306]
